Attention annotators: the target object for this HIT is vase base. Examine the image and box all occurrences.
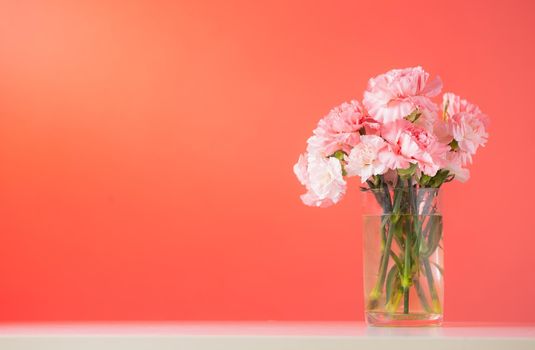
[366,311,443,327]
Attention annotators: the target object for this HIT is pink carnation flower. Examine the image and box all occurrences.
[443,92,486,118]
[437,93,489,164]
[363,66,442,129]
[293,153,346,207]
[381,119,449,176]
[444,152,470,183]
[345,135,388,183]
[307,100,379,156]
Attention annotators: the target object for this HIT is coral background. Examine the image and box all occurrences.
[0,0,534,322]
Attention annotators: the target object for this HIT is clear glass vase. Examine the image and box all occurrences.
[362,184,444,326]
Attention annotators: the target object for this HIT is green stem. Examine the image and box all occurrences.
[418,199,443,313]
[402,216,411,314]
[381,177,393,212]
[414,186,441,313]
[423,258,441,313]
[367,177,401,310]
[402,178,417,314]
[368,216,395,310]
[389,250,403,272]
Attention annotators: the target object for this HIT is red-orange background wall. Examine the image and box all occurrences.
[0,0,534,322]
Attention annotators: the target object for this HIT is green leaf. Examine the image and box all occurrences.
[429,170,450,188]
[329,151,348,176]
[444,174,455,183]
[397,163,417,179]
[419,174,432,186]
[371,175,381,187]
[331,150,346,160]
[405,109,422,123]
[449,139,459,151]
[420,216,443,258]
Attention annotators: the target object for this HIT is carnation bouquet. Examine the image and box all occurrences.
[294,67,488,326]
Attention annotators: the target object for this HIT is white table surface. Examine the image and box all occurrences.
[0,321,533,350]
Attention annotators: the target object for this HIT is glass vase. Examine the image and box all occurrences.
[362,184,444,326]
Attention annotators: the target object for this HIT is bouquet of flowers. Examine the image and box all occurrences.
[293,66,489,324]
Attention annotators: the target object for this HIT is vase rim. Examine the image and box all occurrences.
[360,187,441,193]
